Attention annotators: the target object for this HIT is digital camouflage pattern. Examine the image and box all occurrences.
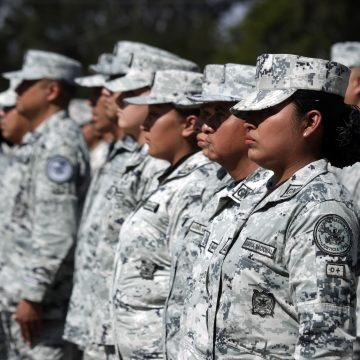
[164,168,232,360]
[88,144,168,346]
[105,51,199,93]
[111,152,221,359]
[231,53,351,114]
[208,160,358,359]
[63,136,143,348]
[125,70,203,108]
[189,64,255,103]
[3,50,82,84]
[0,110,90,357]
[69,98,92,127]
[176,167,272,360]
[331,42,360,68]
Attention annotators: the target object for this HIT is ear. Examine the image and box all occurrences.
[354,74,360,95]
[46,81,61,101]
[181,114,197,138]
[302,110,322,138]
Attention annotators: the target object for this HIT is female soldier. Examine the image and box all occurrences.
[212,54,359,359]
[181,54,360,359]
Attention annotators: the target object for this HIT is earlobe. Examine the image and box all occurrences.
[303,110,322,137]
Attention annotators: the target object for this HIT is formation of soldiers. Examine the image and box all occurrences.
[0,40,359,360]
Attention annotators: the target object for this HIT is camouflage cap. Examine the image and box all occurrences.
[189,63,255,103]
[331,42,360,68]
[69,98,92,127]
[0,79,20,108]
[231,53,350,114]
[75,74,109,88]
[113,41,181,61]
[105,52,199,93]
[125,70,203,108]
[3,49,82,84]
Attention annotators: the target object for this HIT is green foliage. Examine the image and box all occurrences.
[214,0,360,65]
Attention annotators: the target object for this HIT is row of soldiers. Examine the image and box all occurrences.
[0,40,359,359]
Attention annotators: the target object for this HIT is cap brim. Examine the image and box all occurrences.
[3,70,29,81]
[75,74,108,88]
[105,77,150,93]
[230,88,296,116]
[125,95,200,108]
[188,94,240,103]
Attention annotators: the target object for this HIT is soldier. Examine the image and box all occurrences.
[110,69,222,359]
[0,49,90,359]
[65,46,197,360]
[163,63,269,359]
[183,54,359,359]
[86,51,198,359]
[331,41,360,359]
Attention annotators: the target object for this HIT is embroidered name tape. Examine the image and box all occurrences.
[242,238,276,259]
[189,221,207,235]
[143,201,159,213]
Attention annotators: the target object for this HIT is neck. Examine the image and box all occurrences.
[224,157,259,181]
[114,126,124,140]
[270,156,318,188]
[102,132,115,144]
[171,146,196,166]
[29,105,62,131]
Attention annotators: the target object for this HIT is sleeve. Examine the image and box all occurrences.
[286,200,358,359]
[20,145,80,302]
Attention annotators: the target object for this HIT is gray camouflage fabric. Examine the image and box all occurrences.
[188,64,255,103]
[64,138,167,350]
[3,49,82,84]
[105,52,199,93]
[0,110,90,357]
[111,152,221,359]
[69,98,92,127]
[331,42,360,68]
[182,159,358,359]
[231,53,350,114]
[125,70,203,108]
[176,167,272,360]
[164,168,233,360]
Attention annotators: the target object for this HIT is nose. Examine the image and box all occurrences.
[243,120,255,132]
[201,123,215,135]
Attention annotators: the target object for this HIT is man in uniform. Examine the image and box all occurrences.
[0,49,90,359]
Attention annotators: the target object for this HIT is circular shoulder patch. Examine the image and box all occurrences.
[314,214,352,256]
[46,156,74,183]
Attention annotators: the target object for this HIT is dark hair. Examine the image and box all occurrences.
[175,107,200,117]
[56,81,77,108]
[291,89,360,168]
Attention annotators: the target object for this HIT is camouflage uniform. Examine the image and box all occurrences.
[165,63,256,359]
[0,110,89,359]
[331,41,360,359]
[211,160,358,359]
[0,50,89,359]
[176,168,272,360]
[111,151,221,359]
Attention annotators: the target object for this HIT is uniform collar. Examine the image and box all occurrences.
[158,151,212,185]
[107,135,140,160]
[254,159,329,211]
[22,110,67,144]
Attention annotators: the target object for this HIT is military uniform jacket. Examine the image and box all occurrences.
[205,159,358,359]
[63,137,159,348]
[176,168,272,360]
[111,152,221,359]
[164,168,232,360]
[88,144,168,346]
[0,110,90,318]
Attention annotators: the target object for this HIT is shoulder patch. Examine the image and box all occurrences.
[314,215,352,256]
[46,156,74,183]
[326,263,345,278]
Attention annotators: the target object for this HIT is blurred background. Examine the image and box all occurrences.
[0,0,359,86]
